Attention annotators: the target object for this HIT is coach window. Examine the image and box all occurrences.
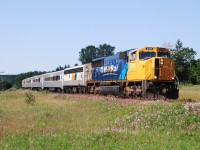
[130,51,136,61]
[57,75,60,81]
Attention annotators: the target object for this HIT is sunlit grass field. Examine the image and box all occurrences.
[179,85,200,101]
[0,86,199,149]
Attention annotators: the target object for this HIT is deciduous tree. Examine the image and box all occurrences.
[97,44,115,57]
[79,45,99,64]
[171,40,197,83]
[79,44,115,64]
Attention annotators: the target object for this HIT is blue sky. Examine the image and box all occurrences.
[0,0,200,74]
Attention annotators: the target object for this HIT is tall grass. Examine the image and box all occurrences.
[0,88,199,149]
[179,85,200,101]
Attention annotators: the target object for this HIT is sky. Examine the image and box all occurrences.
[0,0,200,74]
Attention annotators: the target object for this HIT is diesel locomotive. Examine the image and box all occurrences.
[22,47,179,99]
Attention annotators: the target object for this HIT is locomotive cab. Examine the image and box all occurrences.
[127,47,179,99]
[127,47,175,81]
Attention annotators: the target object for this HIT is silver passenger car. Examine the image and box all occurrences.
[43,70,64,90]
[32,75,43,89]
[22,63,92,92]
[63,63,92,93]
[22,78,32,88]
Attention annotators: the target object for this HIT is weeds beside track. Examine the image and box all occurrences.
[0,88,199,149]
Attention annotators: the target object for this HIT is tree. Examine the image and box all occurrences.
[53,64,70,72]
[196,60,200,83]
[55,66,60,71]
[189,59,200,84]
[59,65,63,71]
[79,45,99,64]
[0,77,12,90]
[67,64,70,68]
[171,39,197,83]
[97,44,115,57]
[64,64,70,69]
[79,44,115,64]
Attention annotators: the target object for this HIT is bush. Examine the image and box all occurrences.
[25,92,35,105]
[0,78,12,91]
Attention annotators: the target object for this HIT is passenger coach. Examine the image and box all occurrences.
[22,64,92,92]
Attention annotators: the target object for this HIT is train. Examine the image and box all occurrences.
[22,46,179,99]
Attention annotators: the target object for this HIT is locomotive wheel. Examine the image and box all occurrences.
[145,90,156,100]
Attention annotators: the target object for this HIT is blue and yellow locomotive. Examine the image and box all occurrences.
[87,47,179,99]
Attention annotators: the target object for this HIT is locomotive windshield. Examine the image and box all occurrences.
[139,52,156,60]
[158,52,170,58]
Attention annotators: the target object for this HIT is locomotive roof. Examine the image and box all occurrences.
[92,49,134,62]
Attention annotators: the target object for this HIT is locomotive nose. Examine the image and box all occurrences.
[154,58,174,81]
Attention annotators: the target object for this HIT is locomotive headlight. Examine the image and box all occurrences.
[160,58,164,65]
[154,76,157,79]
[172,77,174,80]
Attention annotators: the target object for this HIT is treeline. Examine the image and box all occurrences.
[171,40,200,84]
[0,75,16,90]
[52,63,80,72]
[52,64,70,72]
[0,71,46,90]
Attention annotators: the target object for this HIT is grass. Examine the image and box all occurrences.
[0,87,199,149]
[179,85,200,101]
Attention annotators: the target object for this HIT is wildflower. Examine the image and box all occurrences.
[103,127,110,132]
[145,125,151,128]
[126,115,132,120]
[115,118,120,124]
[131,121,136,127]
[154,109,160,114]
[151,103,155,107]
[187,124,197,130]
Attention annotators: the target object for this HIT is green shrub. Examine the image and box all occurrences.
[0,78,12,91]
[25,92,35,105]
